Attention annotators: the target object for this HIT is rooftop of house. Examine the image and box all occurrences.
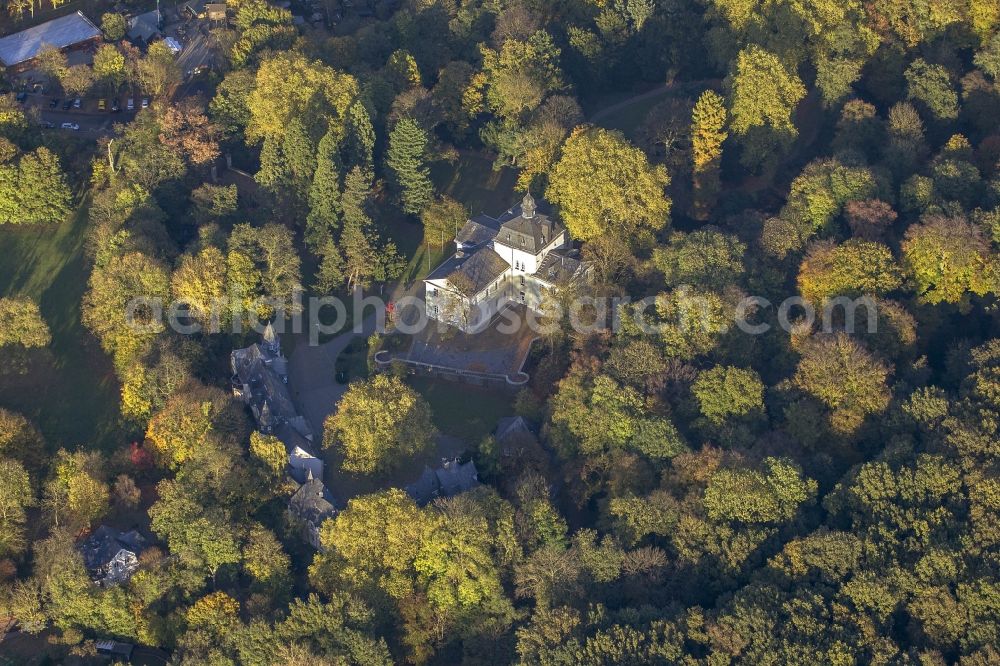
[127,10,161,43]
[0,11,101,67]
[450,248,510,295]
[456,214,503,247]
[289,478,337,526]
[436,458,480,496]
[494,415,534,442]
[429,193,567,296]
[451,192,563,257]
[534,247,587,286]
[288,445,324,484]
[405,458,480,505]
[79,526,146,572]
[232,325,311,441]
[493,193,563,254]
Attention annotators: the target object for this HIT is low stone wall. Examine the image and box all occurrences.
[373,350,529,391]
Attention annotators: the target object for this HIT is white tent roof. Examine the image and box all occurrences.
[0,11,101,67]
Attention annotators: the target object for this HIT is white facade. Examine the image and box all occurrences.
[423,194,583,332]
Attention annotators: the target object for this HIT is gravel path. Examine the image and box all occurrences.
[287,314,376,437]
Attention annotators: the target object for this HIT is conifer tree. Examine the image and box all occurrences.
[690,90,727,220]
[306,128,343,253]
[344,101,375,172]
[386,118,434,215]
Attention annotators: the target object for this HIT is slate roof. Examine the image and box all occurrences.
[79,526,146,572]
[0,12,101,67]
[289,478,337,527]
[405,459,480,505]
[493,195,563,255]
[494,416,533,442]
[232,331,309,444]
[233,326,318,477]
[456,214,502,247]
[450,248,510,295]
[288,445,324,485]
[427,247,510,296]
[534,248,587,286]
[127,10,161,43]
[404,466,439,505]
[436,459,479,496]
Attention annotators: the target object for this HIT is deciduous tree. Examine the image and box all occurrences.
[792,334,890,434]
[902,214,999,306]
[547,127,671,242]
[727,45,806,168]
[0,297,50,347]
[323,375,435,474]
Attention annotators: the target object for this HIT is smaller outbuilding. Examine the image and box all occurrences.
[205,3,228,21]
[183,0,207,18]
[79,526,147,586]
[127,10,162,44]
[95,640,134,660]
[405,458,480,505]
[288,475,338,549]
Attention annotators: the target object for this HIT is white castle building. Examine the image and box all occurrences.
[423,193,590,332]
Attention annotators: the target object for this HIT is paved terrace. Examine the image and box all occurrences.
[384,301,536,379]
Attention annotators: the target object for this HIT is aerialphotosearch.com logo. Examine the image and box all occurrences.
[124,288,879,345]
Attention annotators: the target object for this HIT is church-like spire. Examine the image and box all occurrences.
[263,321,280,355]
[522,191,536,219]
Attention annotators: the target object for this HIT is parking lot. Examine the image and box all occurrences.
[16,91,142,133]
[5,4,221,134]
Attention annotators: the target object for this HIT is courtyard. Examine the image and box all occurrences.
[382,300,537,382]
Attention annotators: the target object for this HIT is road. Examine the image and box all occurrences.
[287,314,378,439]
[172,27,218,100]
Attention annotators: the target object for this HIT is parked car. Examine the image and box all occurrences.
[98,99,106,111]
[62,99,73,110]
[112,99,121,112]
[126,97,134,111]
[14,92,26,102]
[48,98,59,108]
[39,121,55,129]
[73,98,81,109]
[60,122,79,131]
[141,97,149,109]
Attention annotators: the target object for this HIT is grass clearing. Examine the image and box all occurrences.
[593,90,673,140]
[384,151,519,288]
[0,202,125,452]
[408,376,513,444]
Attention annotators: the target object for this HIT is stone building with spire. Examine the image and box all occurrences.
[423,193,590,332]
[231,323,321,484]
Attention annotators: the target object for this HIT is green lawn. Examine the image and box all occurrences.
[429,152,520,216]
[0,203,125,451]
[385,151,519,287]
[593,90,674,141]
[408,376,513,443]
